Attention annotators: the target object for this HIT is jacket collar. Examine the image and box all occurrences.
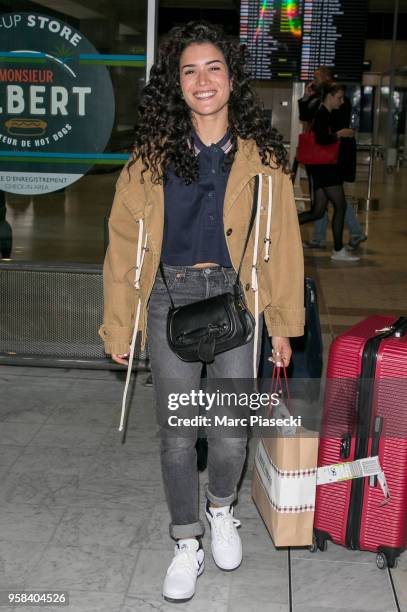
[127,137,275,217]
[190,128,233,157]
[235,137,275,175]
[222,137,274,215]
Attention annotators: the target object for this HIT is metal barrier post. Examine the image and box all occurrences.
[358,144,380,213]
[365,145,375,211]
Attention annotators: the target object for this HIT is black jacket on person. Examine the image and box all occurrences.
[298,94,356,183]
[298,93,352,129]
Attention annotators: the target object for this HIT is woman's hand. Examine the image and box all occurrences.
[111,353,129,365]
[336,128,355,138]
[303,81,315,99]
[268,336,292,368]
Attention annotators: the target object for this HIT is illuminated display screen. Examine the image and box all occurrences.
[240,0,303,80]
[300,0,367,82]
[240,0,367,82]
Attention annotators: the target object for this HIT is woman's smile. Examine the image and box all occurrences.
[193,90,217,100]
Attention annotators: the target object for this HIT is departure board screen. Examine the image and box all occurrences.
[300,0,367,82]
[240,0,303,80]
[240,0,367,82]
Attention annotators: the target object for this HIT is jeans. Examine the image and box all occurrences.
[312,201,362,244]
[147,264,259,540]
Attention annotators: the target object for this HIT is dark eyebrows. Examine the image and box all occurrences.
[181,59,225,70]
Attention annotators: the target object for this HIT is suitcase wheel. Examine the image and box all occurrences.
[309,533,328,553]
[376,552,398,570]
[376,552,387,570]
[309,539,318,553]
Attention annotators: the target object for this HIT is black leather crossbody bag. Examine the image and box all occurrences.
[159,175,259,363]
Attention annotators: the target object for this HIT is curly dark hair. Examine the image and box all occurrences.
[131,21,288,184]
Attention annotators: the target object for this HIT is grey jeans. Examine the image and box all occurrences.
[147,264,259,540]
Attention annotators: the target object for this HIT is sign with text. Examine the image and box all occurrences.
[0,13,115,195]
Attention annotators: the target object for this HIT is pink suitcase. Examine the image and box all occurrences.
[313,315,407,569]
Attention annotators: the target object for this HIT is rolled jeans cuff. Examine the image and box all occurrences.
[170,519,205,541]
[205,483,237,507]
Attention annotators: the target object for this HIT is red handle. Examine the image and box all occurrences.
[269,365,292,416]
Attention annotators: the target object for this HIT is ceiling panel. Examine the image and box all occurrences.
[369,0,407,11]
[33,0,104,19]
[161,0,407,13]
[160,0,237,8]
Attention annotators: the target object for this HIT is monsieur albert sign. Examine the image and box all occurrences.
[0,13,115,195]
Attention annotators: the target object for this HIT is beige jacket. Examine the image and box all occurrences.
[99,138,305,356]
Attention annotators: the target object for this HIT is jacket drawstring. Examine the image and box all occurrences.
[264,175,272,262]
[134,220,146,289]
[251,173,262,379]
[119,219,147,436]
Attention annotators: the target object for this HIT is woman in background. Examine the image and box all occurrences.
[298,81,360,262]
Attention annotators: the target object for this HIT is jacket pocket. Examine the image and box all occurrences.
[151,268,178,293]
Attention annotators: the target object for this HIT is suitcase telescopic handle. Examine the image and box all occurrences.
[392,316,407,337]
[376,317,407,337]
[369,416,383,487]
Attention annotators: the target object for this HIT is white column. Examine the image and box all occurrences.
[290,82,304,186]
[146,0,158,83]
[385,0,399,168]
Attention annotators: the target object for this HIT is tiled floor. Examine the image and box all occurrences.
[1,163,406,611]
[0,367,405,611]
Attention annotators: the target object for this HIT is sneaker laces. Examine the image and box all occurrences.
[211,511,241,545]
[167,544,199,577]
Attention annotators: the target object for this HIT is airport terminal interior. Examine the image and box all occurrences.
[1,0,407,611]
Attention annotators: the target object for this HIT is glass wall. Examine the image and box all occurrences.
[0,0,148,263]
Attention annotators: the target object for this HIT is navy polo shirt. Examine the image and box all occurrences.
[160,129,233,267]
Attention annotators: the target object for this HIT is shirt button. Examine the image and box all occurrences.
[208,191,214,198]
[211,168,216,174]
[245,283,250,291]
[226,228,233,236]
[209,215,214,221]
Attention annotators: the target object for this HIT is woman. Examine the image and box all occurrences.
[298,81,360,262]
[100,22,304,603]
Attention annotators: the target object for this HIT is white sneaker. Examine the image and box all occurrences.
[205,503,242,571]
[162,538,204,603]
[331,247,360,262]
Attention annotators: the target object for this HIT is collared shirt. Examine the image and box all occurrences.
[160,129,233,267]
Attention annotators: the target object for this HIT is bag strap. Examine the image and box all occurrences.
[159,261,175,309]
[270,365,292,416]
[160,173,260,306]
[235,173,259,288]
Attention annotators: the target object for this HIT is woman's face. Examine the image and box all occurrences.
[179,42,232,119]
[328,90,344,110]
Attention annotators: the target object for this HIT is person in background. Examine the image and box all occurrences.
[0,191,12,259]
[298,67,366,251]
[306,200,367,251]
[298,81,360,261]
[298,66,339,123]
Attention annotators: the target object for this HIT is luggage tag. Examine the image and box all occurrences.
[317,456,390,505]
